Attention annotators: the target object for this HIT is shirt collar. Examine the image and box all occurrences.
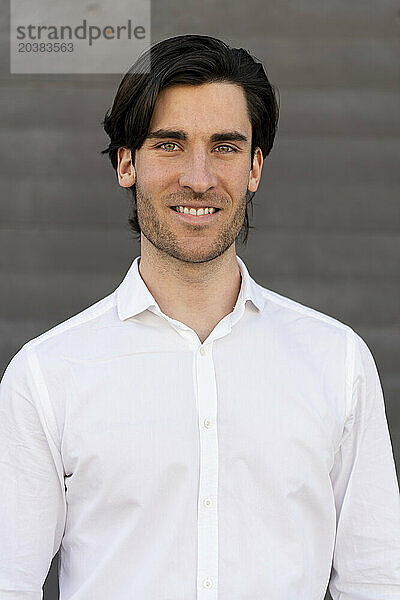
[116,254,265,321]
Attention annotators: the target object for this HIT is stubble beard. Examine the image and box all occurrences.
[134,180,248,264]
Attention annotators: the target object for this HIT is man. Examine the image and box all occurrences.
[0,34,399,600]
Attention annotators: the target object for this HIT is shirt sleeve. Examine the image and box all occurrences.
[0,345,66,600]
[328,330,400,599]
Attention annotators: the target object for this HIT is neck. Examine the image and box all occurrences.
[137,240,242,343]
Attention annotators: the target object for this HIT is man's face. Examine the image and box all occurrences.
[119,82,263,263]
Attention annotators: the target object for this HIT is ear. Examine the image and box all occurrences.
[248,147,263,193]
[117,147,136,188]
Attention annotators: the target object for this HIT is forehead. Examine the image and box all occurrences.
[149,82,251,136]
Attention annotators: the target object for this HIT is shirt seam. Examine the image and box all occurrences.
[24,344,62,452]
[333,327,357,455]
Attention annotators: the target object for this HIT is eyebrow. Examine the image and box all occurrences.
[146,128,248,144]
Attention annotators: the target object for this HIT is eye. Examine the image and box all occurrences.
[214,145,237,153]
[156,142,180,151]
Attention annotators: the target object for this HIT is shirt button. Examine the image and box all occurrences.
[203,577,213,588]
[204,418,212,428]
[199,346,206,356]
[203,497,212,508]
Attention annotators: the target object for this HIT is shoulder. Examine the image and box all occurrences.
[258,283,353,333]
[3,290,118,378]
[254,282,365,357]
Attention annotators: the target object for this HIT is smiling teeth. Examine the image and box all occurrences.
[175,206,216,215]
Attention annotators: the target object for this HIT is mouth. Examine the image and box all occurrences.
[169,205,221,225]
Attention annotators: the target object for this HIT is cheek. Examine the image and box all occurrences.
[144,164,177,192]
[219,163,250,194]
[136,154,173,185]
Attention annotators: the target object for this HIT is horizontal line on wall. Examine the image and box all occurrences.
[0,224,399,235]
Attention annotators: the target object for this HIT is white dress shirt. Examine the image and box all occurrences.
[1,254,399,600]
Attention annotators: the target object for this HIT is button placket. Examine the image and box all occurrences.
[196,343,218,598]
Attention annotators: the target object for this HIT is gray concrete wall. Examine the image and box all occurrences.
[1,1,399,598]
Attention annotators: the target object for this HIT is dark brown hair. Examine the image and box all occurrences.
[101,34,279,245]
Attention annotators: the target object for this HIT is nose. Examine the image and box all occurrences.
[178,149,218,193]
